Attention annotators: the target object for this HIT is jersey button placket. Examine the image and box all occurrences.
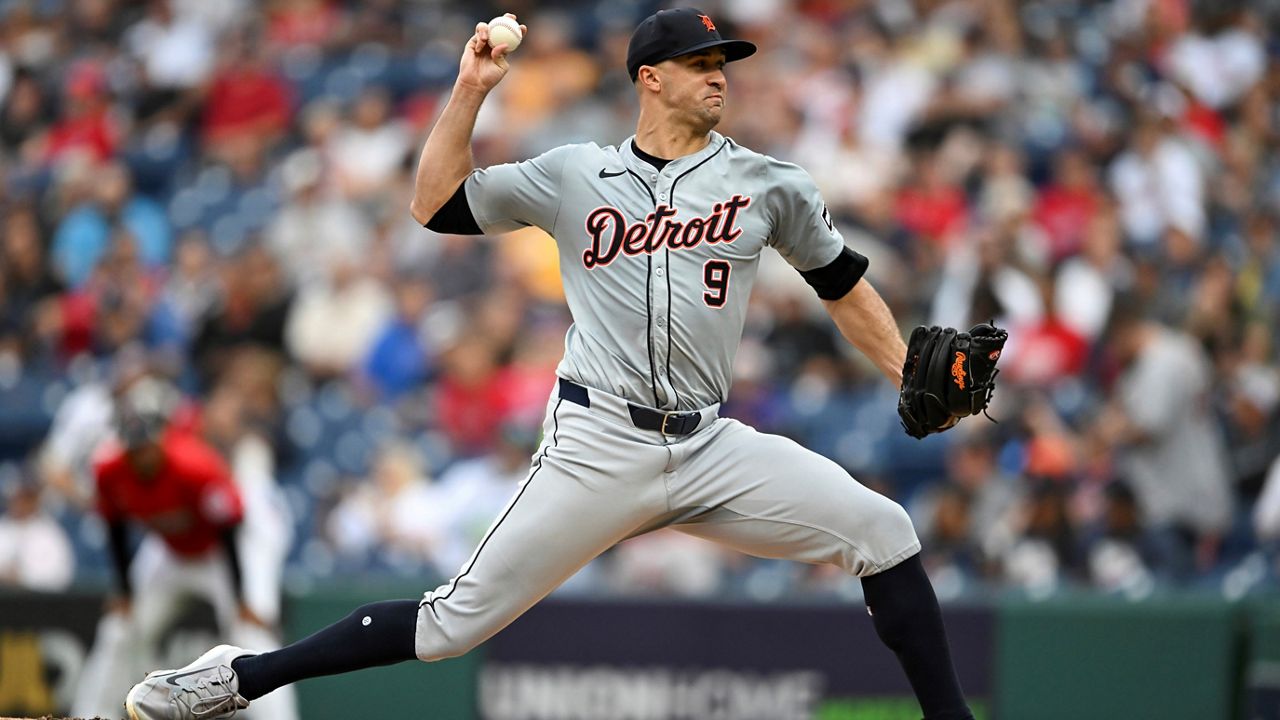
[650,173,675,407]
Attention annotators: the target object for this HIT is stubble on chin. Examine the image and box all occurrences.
[696,102,722,132]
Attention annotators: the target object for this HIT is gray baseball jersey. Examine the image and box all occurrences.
[413,131,919,663]
[465,131,843,410]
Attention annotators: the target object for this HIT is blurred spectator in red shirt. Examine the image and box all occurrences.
[44,60,120,165]
[502,320,569,422]
[201,27,293,160]
[896,151,969,248]
[434,335,518,456]
[1034,148,1103,262]
[1004,280,1091,387]
[266,0,345,49]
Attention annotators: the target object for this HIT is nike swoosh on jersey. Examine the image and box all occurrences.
[598,168,626,178]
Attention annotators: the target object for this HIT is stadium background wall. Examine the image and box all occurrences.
[0,589,1274,719]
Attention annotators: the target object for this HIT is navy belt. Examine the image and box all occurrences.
[557,379,704,436]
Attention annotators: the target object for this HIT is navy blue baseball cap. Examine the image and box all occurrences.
[626,8,756,81]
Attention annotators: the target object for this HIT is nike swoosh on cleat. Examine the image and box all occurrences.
[165,666,221,686]
[598,168,626,178]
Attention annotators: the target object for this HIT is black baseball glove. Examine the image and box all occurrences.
[897,323,1008,439]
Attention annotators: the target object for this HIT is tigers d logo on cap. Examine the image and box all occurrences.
[626,7,756,80]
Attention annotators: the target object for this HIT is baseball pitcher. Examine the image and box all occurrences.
[126,10,995,720]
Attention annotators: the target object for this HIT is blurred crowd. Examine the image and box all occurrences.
[1,0,1280,603]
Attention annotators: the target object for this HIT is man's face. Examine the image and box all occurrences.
[653,48,728,130]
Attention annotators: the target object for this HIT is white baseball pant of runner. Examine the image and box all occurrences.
[230,435,299,720]
[72,537,238,717]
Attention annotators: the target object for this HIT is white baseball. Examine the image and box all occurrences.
[488,16,523,52]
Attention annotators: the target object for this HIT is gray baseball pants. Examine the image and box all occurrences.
[414,380,920,661]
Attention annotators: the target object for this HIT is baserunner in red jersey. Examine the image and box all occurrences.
[73,377,258,717]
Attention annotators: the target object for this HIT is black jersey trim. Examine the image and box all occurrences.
[664,247,679,409]
[422,398,563,613]
[645,253,660,407]
[424,181,483,235]
[668,139,727,195]
[624,168,662,407]
[799,246,869,300]
[626,168,657,202]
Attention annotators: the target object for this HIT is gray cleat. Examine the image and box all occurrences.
[125,644,252,720]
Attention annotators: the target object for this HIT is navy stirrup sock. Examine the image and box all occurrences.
[232,599,419,701]
[860,553,973,720]
[230,562,968,716]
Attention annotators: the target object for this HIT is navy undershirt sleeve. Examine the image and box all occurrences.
[424,182,483,235]
[798,246,869,300]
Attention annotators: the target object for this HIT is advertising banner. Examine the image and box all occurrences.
[480,599,994,720]
[0,590,220,718]
[1248,604,1280,720]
